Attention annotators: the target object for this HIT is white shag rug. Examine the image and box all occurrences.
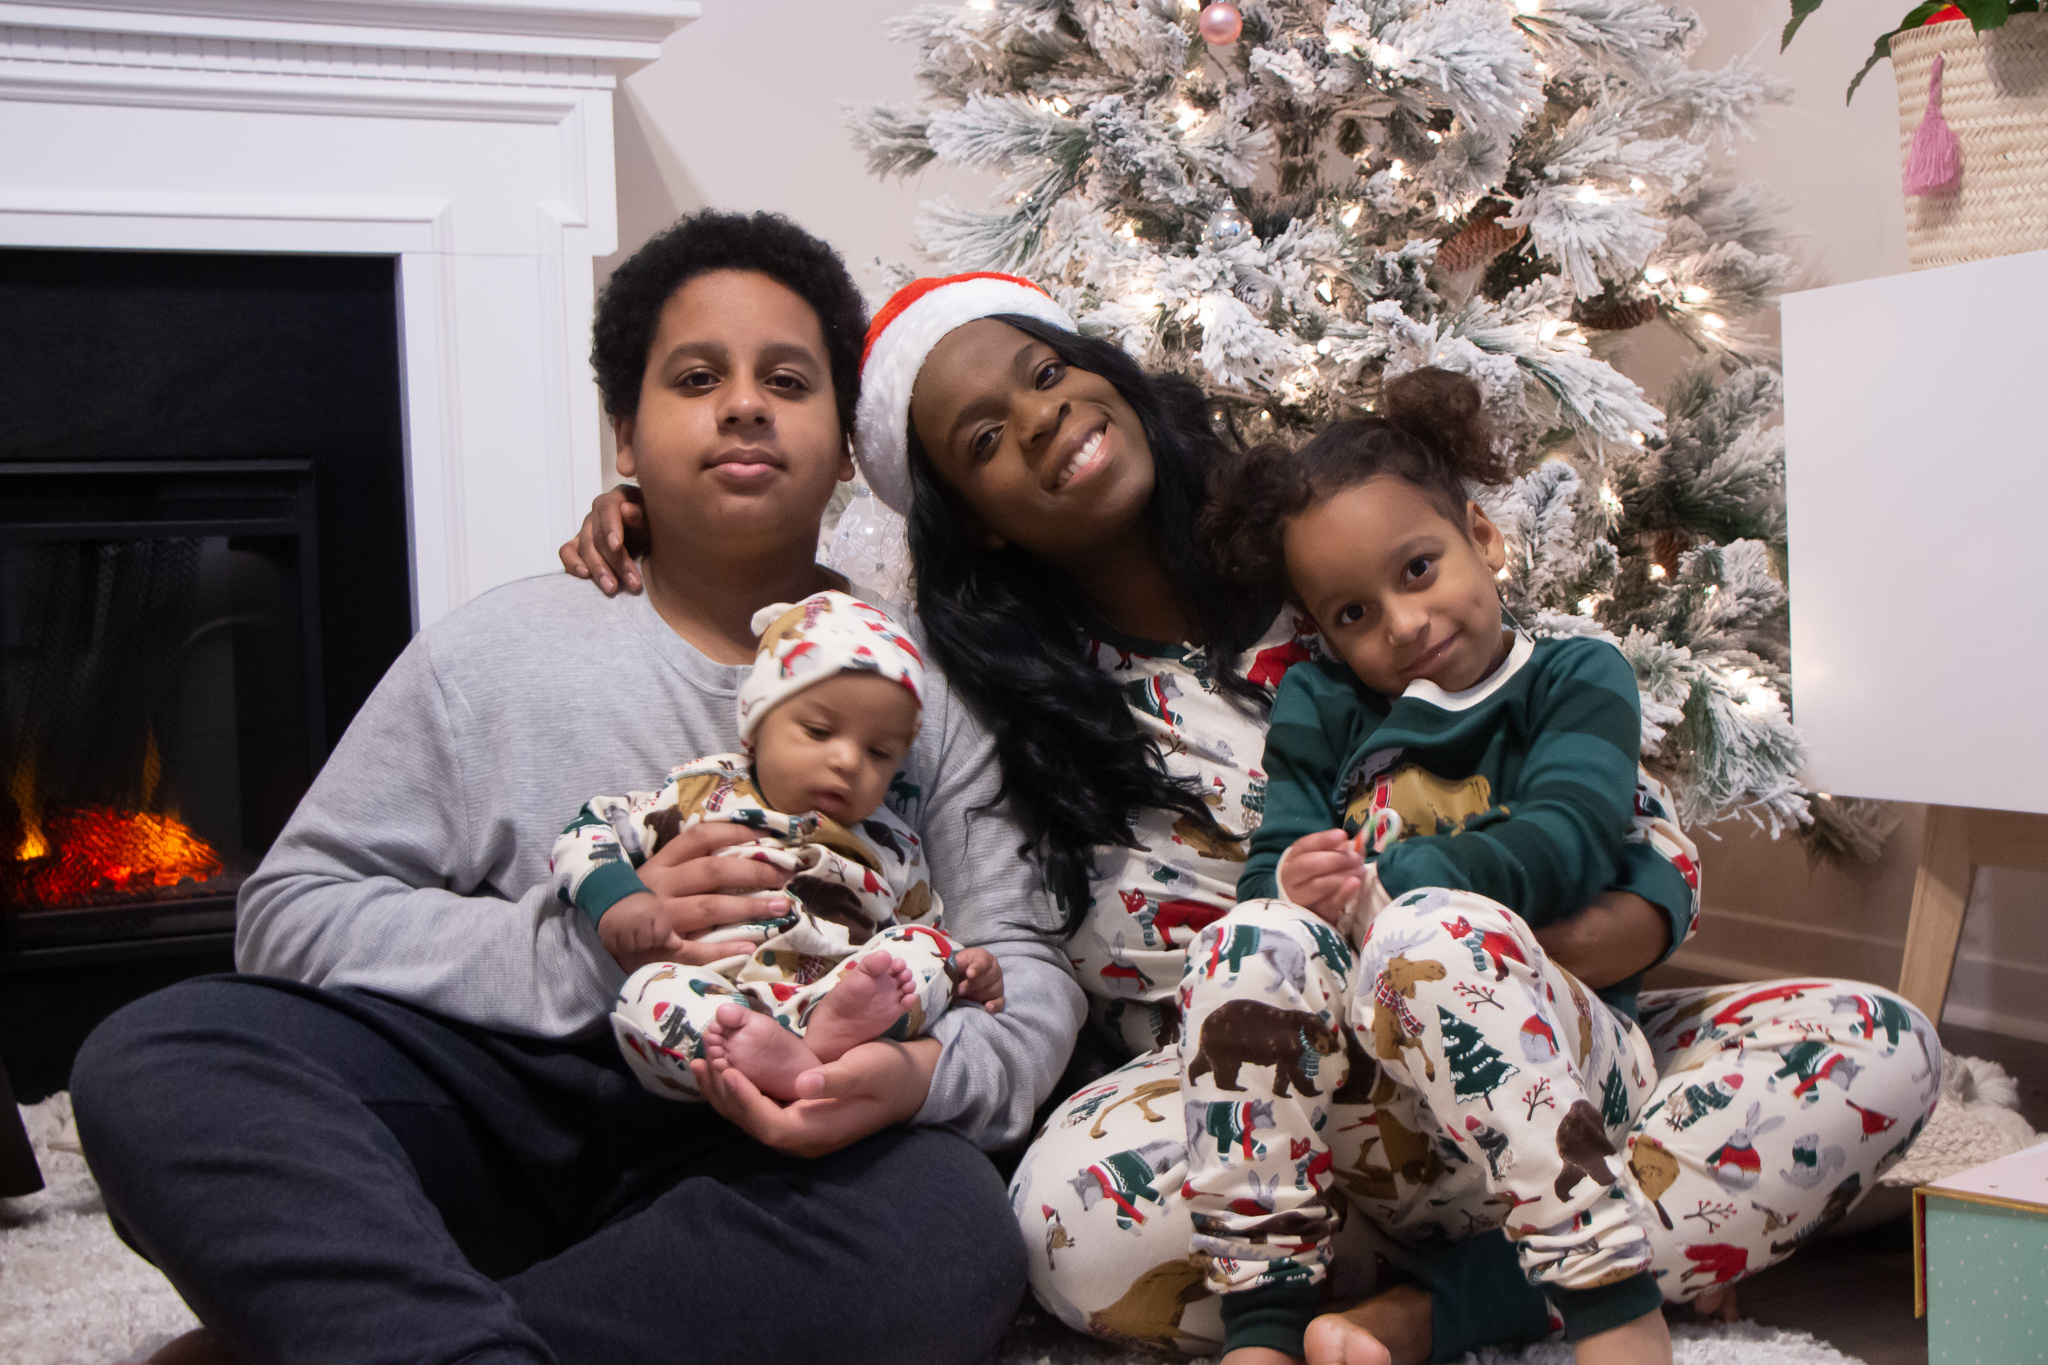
[17,1079,2018,1365]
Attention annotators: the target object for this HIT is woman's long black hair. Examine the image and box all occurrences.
[904,315,1277,933]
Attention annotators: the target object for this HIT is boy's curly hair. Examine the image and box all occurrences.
[591,210,868,437]
[1199,366,1511,599]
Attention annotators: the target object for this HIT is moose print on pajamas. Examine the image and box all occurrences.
[1010,624,1939,1356]
[551,753,960,1099]
[1017,958,1941,1362]
[1066,616,1328,1056]
[1161,895,1943,1345]
[1180,893,1662,1312]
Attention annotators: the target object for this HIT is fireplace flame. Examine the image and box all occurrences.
[6,739,223,905]
[10,758,45,862]
[10,807,224,904]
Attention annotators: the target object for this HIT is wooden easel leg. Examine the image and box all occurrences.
[1898,804,1975,1025]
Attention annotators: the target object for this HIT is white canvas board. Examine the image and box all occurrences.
[1782,249,2048,814]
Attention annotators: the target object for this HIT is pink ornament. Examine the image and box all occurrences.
[1197,2,1242,45]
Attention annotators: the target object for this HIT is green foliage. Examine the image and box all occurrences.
[1783,0,2046,104]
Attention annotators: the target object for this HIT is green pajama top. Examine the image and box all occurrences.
[1240,632,1693,1018]
[1226,633,1680,1357]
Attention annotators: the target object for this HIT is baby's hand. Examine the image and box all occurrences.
[951,947,1005,1013]
[1277,829,1368,925]
[599,890,682,964]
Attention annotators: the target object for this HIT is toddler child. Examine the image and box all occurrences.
[551,589,1002,1103]
[1181,368,1696,1365]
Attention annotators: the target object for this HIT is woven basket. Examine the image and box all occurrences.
[1893,12,2048,270]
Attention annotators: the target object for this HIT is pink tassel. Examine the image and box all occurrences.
[1905,53,1962,196]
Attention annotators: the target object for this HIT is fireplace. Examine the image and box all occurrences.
[0,247,417,1099]
[1,460,324,955]
[0,0,691,1102]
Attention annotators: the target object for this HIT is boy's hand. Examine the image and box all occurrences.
[951,947,1005,1013]
[603,823,794,974]
[559,484,646,597]
[691,1036,940,1159]
[1278,829,1367,924]
[1571,1307,1671,1365]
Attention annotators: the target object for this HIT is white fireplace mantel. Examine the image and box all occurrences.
[0,0,697,627]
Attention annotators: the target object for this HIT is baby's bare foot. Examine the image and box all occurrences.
[1304,1284,1431,1365]
[803,951,917,1066]
[703,1001,825,1102]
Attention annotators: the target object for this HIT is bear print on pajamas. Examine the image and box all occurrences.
[1185,1000,1341,1096]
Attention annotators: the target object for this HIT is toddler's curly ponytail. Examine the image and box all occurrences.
[1197,367,1510,602]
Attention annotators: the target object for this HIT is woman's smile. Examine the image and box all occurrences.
[1048,420,1111,492]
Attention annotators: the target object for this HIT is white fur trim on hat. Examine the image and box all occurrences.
[738,590,927,745]
[854,275,1076,516]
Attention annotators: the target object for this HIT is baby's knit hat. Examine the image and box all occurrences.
[853,272,1076,516]
[738,590,926,745]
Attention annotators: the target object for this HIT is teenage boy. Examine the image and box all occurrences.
[69,211,1083,1365]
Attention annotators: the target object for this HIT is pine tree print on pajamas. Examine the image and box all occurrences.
[1016,957,1941,1358]
[1179,890,1662,1304]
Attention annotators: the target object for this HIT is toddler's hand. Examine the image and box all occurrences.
[1277,829,1368,924]
[951,947,1005,1013]
[599,890,682,964]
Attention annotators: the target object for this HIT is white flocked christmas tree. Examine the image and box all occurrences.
[829,0,1892,858]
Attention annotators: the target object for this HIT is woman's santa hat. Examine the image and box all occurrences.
[853,272,1075,515]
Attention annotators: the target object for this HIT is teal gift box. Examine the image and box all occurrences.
[1914,1143,2048,1361]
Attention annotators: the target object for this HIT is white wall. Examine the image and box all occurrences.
[606,0,2046,1037]
[603,1,996,297]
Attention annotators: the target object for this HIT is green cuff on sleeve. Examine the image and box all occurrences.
[574,861,651,927]
[1413,1229,1552,1362]
[1219,1281,1322,1358]
[1548,1271,1665,1343]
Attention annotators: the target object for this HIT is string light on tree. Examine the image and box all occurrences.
[840,0,1878,859]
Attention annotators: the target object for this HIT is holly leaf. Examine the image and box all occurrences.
[1956,0,2012,26]
[1846,1,1948,103]
[1782,0,1827,51]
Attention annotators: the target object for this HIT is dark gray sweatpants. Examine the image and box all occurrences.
[70,975,1024,1365]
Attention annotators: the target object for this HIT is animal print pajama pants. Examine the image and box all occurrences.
[610,923,963,1099]
[1010,894,1941,1357]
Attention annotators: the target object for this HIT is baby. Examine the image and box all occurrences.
[551,589,1002,1102]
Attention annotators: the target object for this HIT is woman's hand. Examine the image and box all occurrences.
[559,484,647,596]
[1278,829,1366,924]
[689,1036,941,1159]
[604,822,794,975]
[1532,890,1672,989]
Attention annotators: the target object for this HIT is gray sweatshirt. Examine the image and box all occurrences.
[236,573,1085,1150]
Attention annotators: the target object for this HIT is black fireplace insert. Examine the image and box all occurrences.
[0,247,413,1100]
[1,460,323,958]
